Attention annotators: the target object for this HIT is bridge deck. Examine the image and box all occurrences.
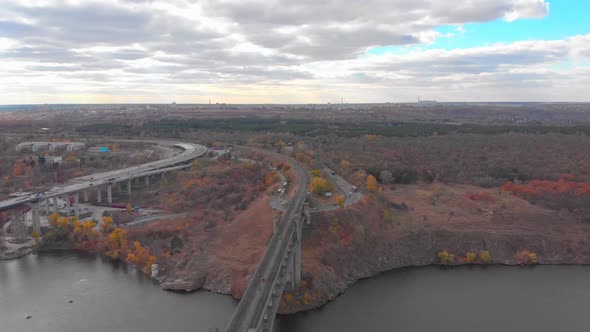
[225,151,310,332]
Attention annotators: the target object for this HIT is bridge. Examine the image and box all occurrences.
[225,149,311,332]
[0,140,207,236]
[3,139,314,330]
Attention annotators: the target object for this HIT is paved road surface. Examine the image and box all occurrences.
[0,141,207,211]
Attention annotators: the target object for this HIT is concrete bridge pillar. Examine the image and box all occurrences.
[303,202,311,225]
[32,202,41,234]
[127,180,132,195]
[68,194,73,214]
[74,192,80,217]
[293,217,302,288]
[83,190,89,202]
[107,184,113,204]
[43,199,50,215]
[161,172,166,180]
[96,188,102,204]
[145,175,150,186]
[53,197,58,214]
[272,217,279,234]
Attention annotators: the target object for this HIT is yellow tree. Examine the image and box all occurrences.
[107,227,128,259]
[31,230,40,243]
[437,250,456,265]
[335,195,345,208]
[366,175,377,192]
[479,250,491,264]
[310,177,333,195]
[48,213,60,225]
[464,252,477,263]
[101,216,113,234]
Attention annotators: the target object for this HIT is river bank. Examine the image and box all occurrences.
[272,184,590,313]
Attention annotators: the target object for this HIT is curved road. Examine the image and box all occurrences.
[0,140,207,211]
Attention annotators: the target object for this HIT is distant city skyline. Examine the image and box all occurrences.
[0,0,589,104]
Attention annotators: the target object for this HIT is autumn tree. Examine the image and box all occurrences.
[515,250,538,265]
[464,251,476,263]
[478,250,491,264]
[437,250,456,265]
[310,177,334,196]
[335,195,345,208]
[31,230,40,243]
[366,175,377,192]
[106,227,128,259]
[100,216,113,234]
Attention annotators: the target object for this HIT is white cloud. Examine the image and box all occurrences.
[0,0,588,103]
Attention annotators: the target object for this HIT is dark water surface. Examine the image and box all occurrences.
[280,265,590,332]
[3,252,590,332]
[0,251,237,332]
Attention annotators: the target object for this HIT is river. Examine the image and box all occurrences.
[2,252,590,332]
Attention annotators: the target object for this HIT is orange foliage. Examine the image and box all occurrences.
[265,172,279,186]
[335,195,345,208]
[100,216,113,234]
[12,162,28,176]
[515,250,538,265]
[366,175,377,192]
[106,227,128,259]
[310,177,333,195]
[127,241,157,273]
[502,175,590,197]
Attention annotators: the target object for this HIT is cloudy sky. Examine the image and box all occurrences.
[1,0,589,104]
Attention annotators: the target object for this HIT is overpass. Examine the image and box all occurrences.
[0,141,207,235]
[225,149,311,332]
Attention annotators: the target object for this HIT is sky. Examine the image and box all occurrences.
[0,0,589,104]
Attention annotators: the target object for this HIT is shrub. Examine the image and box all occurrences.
[515,250,538,265]
[437,250,456,265]
[478,250,491,264]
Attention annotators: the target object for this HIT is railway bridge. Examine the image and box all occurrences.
[225,151,311,332]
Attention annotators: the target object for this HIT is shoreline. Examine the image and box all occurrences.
[9,246,590,316]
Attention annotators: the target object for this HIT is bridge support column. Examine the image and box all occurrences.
[68,195,73,214]
[32,202,41,234]
[272,217,279,234]
[303,202,311,225]
[83,190,89,202]
[145,176,150,186]
[96,188,102,204]
[161,172,166,180]
[43,199,49,215]
[107,184,113,204]
[53,197,58,214]
[290,218,302,289]
[74,192,80,218]
[127,180,132,195]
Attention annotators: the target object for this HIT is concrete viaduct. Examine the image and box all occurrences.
[225,149,311,332]
[0,141,207,234]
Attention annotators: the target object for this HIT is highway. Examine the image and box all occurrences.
[0,141,207,211]
[225,147,311,332]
